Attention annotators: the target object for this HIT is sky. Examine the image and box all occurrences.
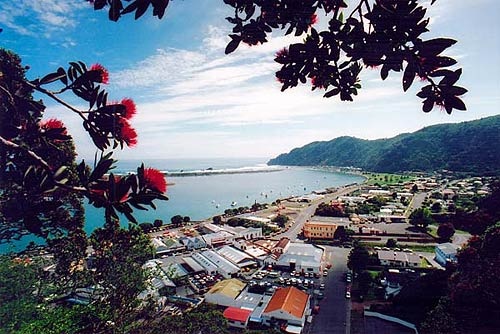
[1,0,499,161]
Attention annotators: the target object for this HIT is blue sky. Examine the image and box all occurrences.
[1,0,499,161]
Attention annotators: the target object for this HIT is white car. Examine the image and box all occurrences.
[345,291,351,299]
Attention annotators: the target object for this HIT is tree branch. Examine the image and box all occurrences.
[0,135,87,193]
[25,81,87,121]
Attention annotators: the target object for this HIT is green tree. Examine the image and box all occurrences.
[437,223,455,242]
[183,216,191,223]
[272,214,289,228]
[212,215,222,224]
[357,270,373,297]
[409,207,434,228]
[431,201,442,213]
[153,219,163,228]
[348,242,370,274]
[170,215,184,226]
[386,238,398,248]
[0,49,168,333]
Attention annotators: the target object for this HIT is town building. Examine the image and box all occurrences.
[378,250,421,267]
[179,236,207,250]
[276,242,324,274]
[201,250,240,278]
[216,245,257,269]
[435,242,460,266]
[223,307,252,329]
[303,221,337,239]
[262,286,310,329]
[204,278,246,307]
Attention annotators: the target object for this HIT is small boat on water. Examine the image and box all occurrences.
[231,201,237,207]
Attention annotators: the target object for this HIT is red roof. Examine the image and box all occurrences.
[223,307,252,323]
[264,286,309,319]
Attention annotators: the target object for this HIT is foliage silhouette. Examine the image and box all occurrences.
[90,0,467,114]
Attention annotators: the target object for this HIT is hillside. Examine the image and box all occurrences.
[268,115,500,174]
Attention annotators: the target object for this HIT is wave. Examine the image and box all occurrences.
[162,165,286,177]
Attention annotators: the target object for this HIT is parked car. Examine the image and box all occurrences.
[319,283,325,290]
[345,291,351,299]
[312,305,320,314]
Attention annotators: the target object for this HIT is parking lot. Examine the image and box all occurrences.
[246,267,329,302]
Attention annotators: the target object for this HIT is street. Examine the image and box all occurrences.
[278,185,361,241]
[308,246,351,334]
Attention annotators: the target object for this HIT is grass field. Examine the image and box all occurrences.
[363,172,415,186]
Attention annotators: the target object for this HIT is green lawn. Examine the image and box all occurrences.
[363,173,415,186]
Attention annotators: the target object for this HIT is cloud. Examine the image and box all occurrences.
[0,0,86,36]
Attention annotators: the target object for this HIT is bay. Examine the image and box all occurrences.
[84,158,365,232]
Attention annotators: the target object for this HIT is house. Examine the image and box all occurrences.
[276,242,324,274]
[302,221,337,240]
[435,242,459,266]
[223,307,252,329]
[204,278,246,307]
[262,286,310,329]
[378,250,421,267]
[202,231,235,247]
[179,236,206,250]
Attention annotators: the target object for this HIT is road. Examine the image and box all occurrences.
[278,185,361,241]
[308,246,351,334]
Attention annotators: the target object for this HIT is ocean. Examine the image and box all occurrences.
[84,158,364,232]
[1,158,364,252]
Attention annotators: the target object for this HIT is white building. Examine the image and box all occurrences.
[217,245,257,268]
[276,242,323,274]
[202,249,240,278]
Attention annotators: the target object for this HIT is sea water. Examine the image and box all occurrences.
[1,158,364,252]
[84,158,364,232]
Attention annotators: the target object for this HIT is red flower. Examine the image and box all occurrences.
[121,98,136,120]
[90,63,109,84]
[311,76,325,90]
[310,14,318,25]
[40,118,67,134]
[118,118,138,147]
[144,168,167,193]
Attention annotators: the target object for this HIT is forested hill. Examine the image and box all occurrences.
[268,115,500,174]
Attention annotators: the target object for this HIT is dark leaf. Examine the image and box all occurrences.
[422,98,434,112]
[448,96,466,111]
[225,36,241,54]
[135,0,150,20]
[39,70,66,85]
[402,61,416,92]
[419,38,456,57]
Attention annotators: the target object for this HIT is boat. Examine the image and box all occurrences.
[231,201,237,207]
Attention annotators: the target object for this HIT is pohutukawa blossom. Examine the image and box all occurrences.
[90,63,109,84]
[121,98,136,119]
[40,118,67,134]
[310,14,318,25]
[118,118,138,147]
[143,168,167,193]
[275,48,289,61]
[311,76,325,90]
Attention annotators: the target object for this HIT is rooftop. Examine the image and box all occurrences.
[223,307,252,323]
[206,278,246,299]
[436,242,460,254]
[264,286,309,319]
